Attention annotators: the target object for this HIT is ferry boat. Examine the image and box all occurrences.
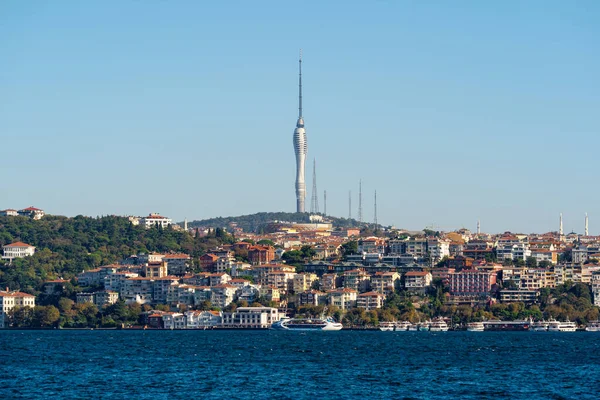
[483,320,531,331]
[271,317,343,331]
[585,321,600,332]
[379,321,410,331]
[429,319,449,332]
[548,318,577,332]
[466,322,485,332]
[530,320,549,332]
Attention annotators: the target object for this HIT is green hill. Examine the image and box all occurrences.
[187,212,365,233]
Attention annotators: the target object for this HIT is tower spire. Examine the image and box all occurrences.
[298,49,303,119]
[585,213,589,236]
[477,219,481,235]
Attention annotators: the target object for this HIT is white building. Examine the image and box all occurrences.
[592,271,600,307]
[0,209,18,216]
[17,206,45,220]
[185,310,222,329]
[427,239,450,263]
[0,290,36,328]
[140,213,172,229]
[222,307,280,328]
[2,242,36,261]
[327,288,358,310]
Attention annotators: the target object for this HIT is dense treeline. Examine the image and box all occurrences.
[0,215,233,293]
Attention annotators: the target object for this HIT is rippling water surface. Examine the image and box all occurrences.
[1,330,598,399]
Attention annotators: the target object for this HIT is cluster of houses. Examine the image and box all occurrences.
[0,206,45,220]
[4,210,600,329]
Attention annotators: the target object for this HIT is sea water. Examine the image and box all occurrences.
[1,330,598,399]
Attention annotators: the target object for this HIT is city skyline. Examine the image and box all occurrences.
[1,2,599,233]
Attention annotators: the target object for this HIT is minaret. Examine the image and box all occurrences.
[477,219,481,235]
[293,50,307,213]
[323,190,327,216]
[585,213,589,236]
[310,158,319,214]
[184,218,188,231]
[559,213,563,236]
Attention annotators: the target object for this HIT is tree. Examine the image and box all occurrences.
[341,241,358,257]
[33,305,60,327]
[526,257,538,268]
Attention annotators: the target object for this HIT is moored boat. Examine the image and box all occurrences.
[466,322,485,332]
[429,318,449,332]
[379,321,410,331]
[585,321,600,332]
[548,318,577,332]
[531,320,549,332]
[271,317,343,331]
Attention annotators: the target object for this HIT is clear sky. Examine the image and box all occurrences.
[1,1,598,234]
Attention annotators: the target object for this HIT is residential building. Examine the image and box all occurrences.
[356,291,385,310]
[17,206,45,220]
[427,238,450,263]
[140,213,172,229]
[293,273,318,293]
[121,277,155,304]
[0,291,36,328]
[143,261,168,279]
[78,265,119,287]
[248,245,275,265]
[342,269,370,292]
[163,254,190,276]
[2,242,36,261]
[449,270,497,297]
[0,209,18,216]
[404,271,432,293]
[327,288,358,310]
[94,291,119,307]
[210,284,237,309]
[592,271,600,307]
[199,253,219,271]
[43,279,68,295]
[370,272,400,295]
[320,273,338,291]
[297,290,327,306]
[499,290,539,303]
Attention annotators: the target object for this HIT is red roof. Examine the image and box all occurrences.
[3,241,33,248]
[21,206,43,211]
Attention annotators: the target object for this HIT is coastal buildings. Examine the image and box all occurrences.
[222,307,280,329]
[449,270,497,298]
[139,213,172,229]
[2,242,36,261]
[18,206,45,220]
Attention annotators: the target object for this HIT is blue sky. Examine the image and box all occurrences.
[1,1,598,234]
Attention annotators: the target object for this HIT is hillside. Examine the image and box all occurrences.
[187,212,366,233]
[0,215,232,293]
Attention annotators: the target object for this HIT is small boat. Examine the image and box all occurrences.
[585,321,600,332]
[407,323,419,331]
[466,322,485,332]
[429,318,449,332]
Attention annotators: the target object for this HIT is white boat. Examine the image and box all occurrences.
[407,323,419,331]
[531,320,549,332]
[379,321,410,331]
[271,317,343,331]
[429,319,449,332]
[466,322,485,332]
[548,318,577,332]
[418,322,430,332]
[585,321,600,332]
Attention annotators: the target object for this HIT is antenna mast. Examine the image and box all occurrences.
[310,158,319,214]
[374,190,378,227]
[298,49,303,119]
[358,180,363,223]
